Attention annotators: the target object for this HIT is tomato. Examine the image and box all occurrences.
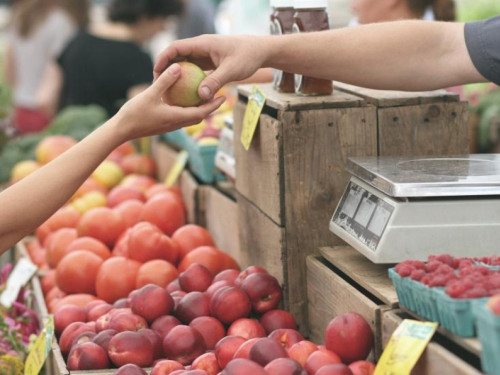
[120,154,157,177]
[53,294,98,313]
[141,192,186,236]
[172,225,216,260]
[95,257,141,303]
[178,246,238,276]
[36,207,80,244]
[72,178,108,201]
[56,250,103,294]
[113,200,144,228]
[107,186,145,208]
[41,270,57,296]
[107,142,136,163]
[145,185,183,201]
[67,237,110,260]
[136,260,179,289]
[46,228,78,268]
[112,229,131,257]
[128,222,179,264]
[77,207,126,246]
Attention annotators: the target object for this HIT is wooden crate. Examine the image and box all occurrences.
[335,83,470,156]
[199,185,241,262]
[381,309,482,374]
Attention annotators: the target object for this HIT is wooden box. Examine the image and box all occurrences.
[235,83,468,330]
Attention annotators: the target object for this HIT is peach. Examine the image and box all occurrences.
[265,358,306,375]
[242,273,282,314]
[109,331,153,367]
[87,304,113,322]
[114,199,144,229]
[86,321,97,331]
[151,359,185,375]
[92,329,117,352]
[163,326,207,365]
[71,331,97,347]
[108,312,148,332]
[176,292,211,324]
[192,352,221,375]
[120,154,157,177]
[78,207,126,246]
[214,336,247,369]
[233,338,260,360]
[325,313,374,364]
[96,313,112,332]
[54,305,86,337]
[84,300,107,316]
[250,338,289,367]
[128,222,179,264]
[67,342,110,370]
[206,281,234,300]
[172,224,215,260]
[67,237,110,260]
[260,310,297,335]
[152,315,181,340]
[316,364,353,375]
[348,361,376,375]
[46,228,78,268]
[222,358,267,375]
[189,317,225,350]
[114,298,129,309]
[59,322,95,356]
[213,270,240,285]
[304,350,342,375]
[120,174,156,192]
[210,287,252,325]
[227,319,266,340]
[269,329,304,350]
[167,279,182,293]
[139,328,164,360]
[179,264,213,293]
[235,266,268,288]
[108,186,146,208]
[137,259,179,289]
[115,364,148,375]
[36,135,77,164]
[131,284,175,323]
[162,62,207,107]
[288,341,318,367]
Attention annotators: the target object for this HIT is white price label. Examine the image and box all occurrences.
[1,258,37,308]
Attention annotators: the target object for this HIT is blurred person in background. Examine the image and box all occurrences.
[38,0,183,118]
[177,0,216,39]
[4,0,89,135]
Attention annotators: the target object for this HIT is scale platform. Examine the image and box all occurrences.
[330,155,500,263]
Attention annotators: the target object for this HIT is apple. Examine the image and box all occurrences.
[179,263,213,293]
[162,62,207,107]
[163,325,207,365]
[152,315,182,340]
[265,358,306,375]
[233,338,260,360]
[192,352,221,375]
[227,319,266,340]
[92,329,117,352]
[189,317,226,350]
[249,338,289,367]
[131,284,175,323]
[115,364,148,375]
[108,331,153,367]
[288,341,318,367]
[241,273,282,313]
[67,342,110,370]
[221,359,267,375]
[269,329,304,350]
[210,287,252,325]
[176,292,211,324]
[260,310,297,334]
[151,359,185,375]
[304,350,342,375]
[316,364,353,375]
[235,266,268,288]
[214,336,247,369]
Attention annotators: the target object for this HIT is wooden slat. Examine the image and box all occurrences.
[179,170,199,225]
[307,256,380,348]
[378,102,470,156]
[282,106,378,328]
[151,137,179,183]
[238,84,365,111]
[234,102,284,225]
[320,246,398,308]
[381,310,482,375]
[203,186,241,263]
[335,82,459,107]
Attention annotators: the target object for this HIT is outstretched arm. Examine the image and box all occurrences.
[155,20,485,100]
[0,64,225,254]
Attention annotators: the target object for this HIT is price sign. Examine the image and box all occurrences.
[375,319,437,375]
[164,150,189,187]
[0,258,37,308]
[24,316,54,375]
[240,86,267,151]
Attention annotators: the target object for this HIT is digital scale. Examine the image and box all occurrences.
[215,117,236,180]
[330,155,500,263]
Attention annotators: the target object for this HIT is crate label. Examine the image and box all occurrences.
[165,150,189,187]
[375,319,437,375]
[24,316,54,375]
[240,85,266,151]
[0,258,37,308]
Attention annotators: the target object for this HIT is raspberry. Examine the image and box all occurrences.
[475,266,492,276]
[462,287,488,299]
[396,264,415,277]
[435,264,454,275]
[421,275,432,286]
[428,255,438,263]
[429,274,449,287]
[446,282,467,298]
[408,260,426,270]
[488,289,500,297]
[458,259,474,269]
[426,261,442,273]
[437,254,456,268]
[410,269,426,281]
[459,266,476,277]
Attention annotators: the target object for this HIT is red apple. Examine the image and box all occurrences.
[87,304,113,322]
[179,263,213,293]
[215,336,247,369]
[114,298,129,309]
[210,287,252,324]
[235,266,268,288]
[96,313,112,332]
[109,312,148,332]
[189,317,226,350]
[67,342,109,370]
[163,325,207,365]
[151,359,185,375]
[206,281,234,300]
[131,284,175,323]
[59,322,95,356]
[249,338,289,367]
[71,331,97,347]
[269,329,304,350]
[233,338,260,360]
[260,310,297,335]
[176,292,211,324]
[152,315,182,340]
[348,361,376,375]
[288,341,318,367]
[139,328,164,360]
[192,352,221,375]
[316,364,353,375]
[222,358,268,375]
[108,331,153,367]
[167,279,182,293]
[241,273,282,313]
[325,313,374,364]
[213,270,240,284]
[115,364,148,375]
[54,305,86,337]
[304,350,342,375]
[227,319,266,340]
[92,329,117,352]
[84,300,106,316]
[265,358,307,375]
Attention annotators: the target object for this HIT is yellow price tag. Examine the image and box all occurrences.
[140,137,151,155]
[240,85,267,151]
[24,316,54,375]
[375,319,437,375]
[164,150,189,187]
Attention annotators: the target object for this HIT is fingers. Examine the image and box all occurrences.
[198,64,233,101]
[154,37,207,80]
[149,64,181,96]
[170,96,226,124]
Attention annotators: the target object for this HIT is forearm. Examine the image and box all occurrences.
[266,21,485,91]
[0,117,127,254]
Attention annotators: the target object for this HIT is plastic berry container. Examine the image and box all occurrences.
[389,268,417,312]
[476,302,500,374]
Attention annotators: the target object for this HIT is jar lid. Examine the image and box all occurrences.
[294,0,328,9]
[271,0,294,7]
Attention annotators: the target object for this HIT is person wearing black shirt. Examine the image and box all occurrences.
[39,0,183,117]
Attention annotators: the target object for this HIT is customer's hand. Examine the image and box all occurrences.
[115,63,226,142]
[154,35,270,101]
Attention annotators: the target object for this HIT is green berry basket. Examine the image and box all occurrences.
[388,268,417,312]
[476,302,500,375]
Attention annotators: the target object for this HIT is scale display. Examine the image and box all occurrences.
[332,181,394,251]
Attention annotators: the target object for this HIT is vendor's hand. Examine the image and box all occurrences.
[115,63,226,141]
[154,35,269,101]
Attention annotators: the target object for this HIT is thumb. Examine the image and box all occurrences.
[198,65,231,100]
[150,63,181,96]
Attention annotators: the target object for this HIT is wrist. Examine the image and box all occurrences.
[102,114,131,147]
[261,35,279,68]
